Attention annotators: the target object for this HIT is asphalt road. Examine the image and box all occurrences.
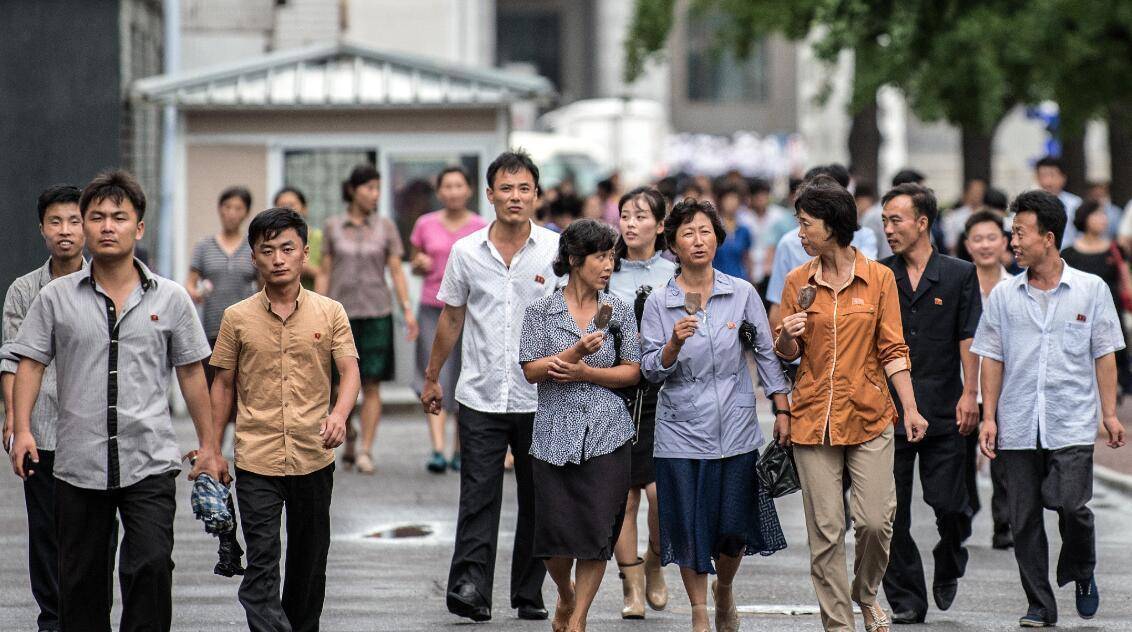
[0,409,1129,631]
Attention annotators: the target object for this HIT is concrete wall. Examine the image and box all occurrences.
[184,144,267,256]
[0,0,124,293]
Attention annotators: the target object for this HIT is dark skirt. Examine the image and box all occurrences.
[629,385,659,488]
[655,450,787,575]
[532,443,631,560]
[350,315,395,382]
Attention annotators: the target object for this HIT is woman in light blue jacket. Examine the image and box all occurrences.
[639,199,791,632]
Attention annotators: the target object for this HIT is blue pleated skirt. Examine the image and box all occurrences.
[655,449,787,574]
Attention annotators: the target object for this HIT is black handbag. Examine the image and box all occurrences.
[757,440,801,498]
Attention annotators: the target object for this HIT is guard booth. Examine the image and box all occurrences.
[133,39,554,394]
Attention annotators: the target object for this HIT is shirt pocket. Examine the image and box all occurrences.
[1062,321,1091,356]
[839,302,877,340]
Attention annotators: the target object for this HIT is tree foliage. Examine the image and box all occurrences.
[624,0,1132,135]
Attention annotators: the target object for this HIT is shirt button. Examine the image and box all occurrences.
[911,307,917,314]
[911,329,918,336]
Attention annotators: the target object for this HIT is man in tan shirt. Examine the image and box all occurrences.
[209,207,360,632]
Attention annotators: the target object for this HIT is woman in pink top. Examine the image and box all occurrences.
[411,167,488,473]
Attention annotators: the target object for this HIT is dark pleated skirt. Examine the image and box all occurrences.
[532,443,631,560]
[629,386,659,488]
[655,450,787,574]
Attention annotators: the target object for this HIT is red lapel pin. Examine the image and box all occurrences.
[150,314,159,321]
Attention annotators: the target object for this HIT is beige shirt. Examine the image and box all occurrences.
[210,288,358,476]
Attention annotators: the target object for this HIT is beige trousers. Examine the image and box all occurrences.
[794,424,896,631]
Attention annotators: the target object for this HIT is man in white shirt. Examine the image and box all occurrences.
[422,151,557,623]
[973,190,1125,627]
[1034,156,1082,248]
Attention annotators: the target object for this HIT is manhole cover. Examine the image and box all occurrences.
[367,524,433,539]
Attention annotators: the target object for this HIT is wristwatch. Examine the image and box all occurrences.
[773,408,791,417]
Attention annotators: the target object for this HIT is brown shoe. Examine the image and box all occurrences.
[644,544,669,610]
[713,579,740,631]
[618,559,646,619]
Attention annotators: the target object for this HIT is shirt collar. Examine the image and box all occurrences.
[478,219,540,247]
[342,213,373,228]
[618,251,665,270]
[663,270,735,308]
[546,288,610,315]
[889,247,941,283]
[37,257,89,287]
[257,286,308,312]
[1014,259,1073,291]
[82,257,158,292]
[806,247,870,288]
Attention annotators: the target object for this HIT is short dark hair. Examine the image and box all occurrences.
[655,176,678,204]
[1073,199,1105,234]
[551,218,618,277]
[615,187,667,261]
[746,177,771,196]
[341,164,380,202]
[37,184,81,223]
[437,166,473,188]
[80,170,146,220]
[854,182,876,200]
[891,168,926,186]
[881,183,938,229]
[1035,155,1065,173]
[663,198,727,257]
[1009,190,1066,247]
[788,176,805,196]
[248,207,309,248]
[548,194,583,221]
[982,187,1008,211]
[273,185,307,208]
[487,150,540,190]
[794,175,859,247]
[218,185,252,211]
[804,163,851,188]
[712,178,742,202]
[964,209,1006,236]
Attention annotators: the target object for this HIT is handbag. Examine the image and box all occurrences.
[756,440,801,498]
[738,319,800,497]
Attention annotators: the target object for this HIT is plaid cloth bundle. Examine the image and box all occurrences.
[191,473,235,535]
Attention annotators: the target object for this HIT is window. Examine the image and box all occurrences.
[496,10,561,89]
[282,149,377,229]
[685,13,768,103]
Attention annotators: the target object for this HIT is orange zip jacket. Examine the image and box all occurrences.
[776,248,910,446]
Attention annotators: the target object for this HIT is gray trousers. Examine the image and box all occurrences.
[998,445,1095,622]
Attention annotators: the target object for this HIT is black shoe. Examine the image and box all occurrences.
[993,531,1014,550]
[933,579,958,611]
[516,604,549,620]
[1018,610,1054,627]
[1075,576,1099,619]
[447,582,491,622]
[891,610,926,624]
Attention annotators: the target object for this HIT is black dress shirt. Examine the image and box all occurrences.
[881,249,982,435]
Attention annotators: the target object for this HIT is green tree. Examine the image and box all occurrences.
[624,1,1036,190]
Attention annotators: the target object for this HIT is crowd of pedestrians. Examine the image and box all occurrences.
[0,148,1127,632]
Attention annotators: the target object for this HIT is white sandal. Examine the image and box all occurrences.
[859,602,890,632]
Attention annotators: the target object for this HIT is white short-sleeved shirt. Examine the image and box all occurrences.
[971,262,1125,450]
[437,221,559,414]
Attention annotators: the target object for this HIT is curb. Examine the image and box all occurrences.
[1095,464,1132,496]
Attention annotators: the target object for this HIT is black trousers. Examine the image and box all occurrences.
[998,446,1095,622]
[24,449,59,631]
[447,406,545,611]
[56,472,176,632]
[236,463,334,632]
[882,432,970,615]
[965,422,1011,540]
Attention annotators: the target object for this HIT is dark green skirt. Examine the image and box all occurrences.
[348,315,395,382]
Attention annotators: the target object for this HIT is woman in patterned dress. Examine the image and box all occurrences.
[519,219,641,632]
